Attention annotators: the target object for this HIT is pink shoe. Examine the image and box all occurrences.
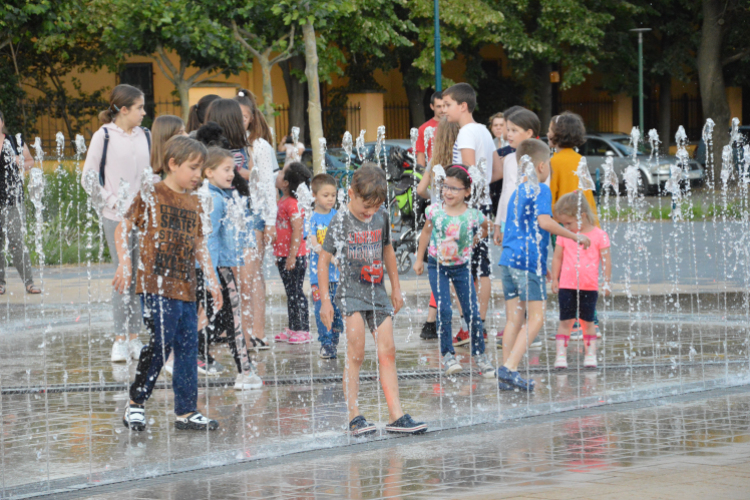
[288,331,313,344]
[275,328,293,343]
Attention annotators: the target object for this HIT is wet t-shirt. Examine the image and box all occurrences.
[427,204,485,266]
[126,182,203,302]
[322,206,392,315]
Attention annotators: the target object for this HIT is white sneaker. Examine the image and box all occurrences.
[234,371,263,390]
[529,337,542,348]
[584,354,597,368]
[554,353,568,369]
[111,340,129,363]
[595,325,602,338]
[163,356,174,376]
[442,352,462,376]
[473,353,496,379]
[129,338,144,360]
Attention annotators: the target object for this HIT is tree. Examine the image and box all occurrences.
[96,0,245,121]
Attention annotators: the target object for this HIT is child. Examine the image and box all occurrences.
[307,174,343,359]
[150,115,187,177]
[550,192,611,369]
[199,147,262,389]
[497,139,591,392]
[117,135,223,431]
[318,165,426,436]
[442,83,496,340]
[413,165,495,378]
[273,162,313,343]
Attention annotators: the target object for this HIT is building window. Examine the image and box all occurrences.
[119,63,155,119]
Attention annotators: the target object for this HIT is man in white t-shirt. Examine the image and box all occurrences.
[442,83,496,344]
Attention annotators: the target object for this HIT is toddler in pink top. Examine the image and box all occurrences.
[551,191,612,369]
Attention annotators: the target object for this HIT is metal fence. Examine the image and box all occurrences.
[273,103,362,147]
[559,100,615,133]
[644,95,704,142]
[384,102,411,139]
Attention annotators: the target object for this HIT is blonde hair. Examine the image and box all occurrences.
[431,119,460,168]
[202,147,234,179]
[554,191,595,224]
[150,115,184,174]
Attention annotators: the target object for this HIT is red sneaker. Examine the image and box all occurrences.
[453,328,471,346]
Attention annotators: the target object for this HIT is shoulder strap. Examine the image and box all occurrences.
[99,128,109,186]
[142,127,151,152]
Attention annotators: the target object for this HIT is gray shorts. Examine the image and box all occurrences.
[349,310,393,332]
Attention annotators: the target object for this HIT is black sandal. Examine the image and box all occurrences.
[26,284,41,295]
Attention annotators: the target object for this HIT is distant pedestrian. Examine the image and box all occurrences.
[415,91,445,167]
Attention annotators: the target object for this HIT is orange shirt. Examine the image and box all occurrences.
[550,148,599,226]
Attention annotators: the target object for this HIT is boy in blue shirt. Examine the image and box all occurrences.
[497,139,591,391]
[307,174,343,359]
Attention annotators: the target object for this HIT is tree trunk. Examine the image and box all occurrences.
[302,22,324,175]
[177,80,191,123]
[658,74,672,153]
[258,55,277,136]
[404,80,426,128]
[697,0,730,185]
[536,62,552,134]
[281,55,307,144]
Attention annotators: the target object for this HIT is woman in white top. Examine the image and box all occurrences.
[277,132,305,166]
[82,84,150,363]
[234,91,279,349]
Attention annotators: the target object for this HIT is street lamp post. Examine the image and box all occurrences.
[434,0,442,92]
[630,28,651,133]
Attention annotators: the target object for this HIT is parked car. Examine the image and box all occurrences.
[577,133,705,196]
[276,147,356,171]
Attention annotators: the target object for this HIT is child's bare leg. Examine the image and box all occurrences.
[343,313,367,422]
[556,319,575,340]
[371,316,404,423]
[475,276,491,320]
[502,298,524,364]
[505,300,545,371]
[581,320,597,353]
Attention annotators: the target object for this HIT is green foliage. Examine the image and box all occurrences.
[0,60,28,134]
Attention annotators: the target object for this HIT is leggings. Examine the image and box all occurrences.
[196,267,252,374]
[276,256,309,332]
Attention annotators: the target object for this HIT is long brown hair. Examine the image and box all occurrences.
[150,115,184,174]
[187,94,220,132]
[431,119,460,168]
[204,99,248,149]
[233,89,273,144]
[99,84,144,124]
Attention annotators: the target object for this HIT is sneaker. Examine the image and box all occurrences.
[111,340,129,363]
[197,355,221,375]
[420,321,438,340]
[253,337,271,350]
[274,328,293,343]
[584,354,597,369]
[123,404,146,431]
[319,344,337,359]
[473,353,496,379]
[385,414,427,434]
[163,356,174,376]
[175,411,219,431]
[442,352,462,375]
[529,337,542,348]
[234,371,263,390]
[207,358,225,374]
[497,366,535,392]
[128,338,144,360]
[570,321,583,341]
[595,325,602,339]
[453,328,470,346]
[349,415,377,437]
[289,331,313,345]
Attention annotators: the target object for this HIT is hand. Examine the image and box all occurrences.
[208,280,223,311]
[265,226,277,245]
[391,287,404,314]
[603,281,612,297]
[285,257,296,271]
[551,279,559,294]
[413,260,424,276]
[576,234,591,249]
[493,228,503,247]
[320,299,334,329]
[546,270,552,282]
[112,262,131,294]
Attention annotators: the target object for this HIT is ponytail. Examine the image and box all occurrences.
[186,94,220,133]
[99,84,144,124]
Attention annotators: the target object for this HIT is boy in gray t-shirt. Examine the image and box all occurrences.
[319,165,427,437]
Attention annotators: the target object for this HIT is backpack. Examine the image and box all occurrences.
[99,126,152,186]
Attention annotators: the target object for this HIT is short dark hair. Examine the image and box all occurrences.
[284,162,312,200]
[443,83,476,113]
[351,164,387,204]
[445,164,472,189]
[550,112,586,148]
[163,136,207,174]
[503,105,524,117]
[506,109,541,137]
[311,173,337,194]
[515,138,550,168]
[430,91,443,105]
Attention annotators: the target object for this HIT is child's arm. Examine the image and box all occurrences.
[318,250,334,328]
[601,246,612,296]
[490,150,504,183]
[196,235,224,311]
[551,244,563,294]
[416,165,432,199]
[537,214,591,249]
[383,243,404,314]
[307,234,322,254]
[112,219,133,294]
[285,214,304,270]
[413,220,433,275]
[474,218,490,246]
[460,148,476,167]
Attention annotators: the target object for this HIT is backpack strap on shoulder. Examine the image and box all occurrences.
[99,128,109,186]
[142,126,151,152]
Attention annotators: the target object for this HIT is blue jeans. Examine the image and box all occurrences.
[427,258,485,356]
[130,294,198,416]
[313,282,342,345]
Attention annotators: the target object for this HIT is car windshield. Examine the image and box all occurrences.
[609,137,649,156]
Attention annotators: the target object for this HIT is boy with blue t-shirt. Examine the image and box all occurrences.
[497,139,591,392]
[308,174,343,359]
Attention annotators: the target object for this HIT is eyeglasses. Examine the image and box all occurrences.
[442,185,467,193]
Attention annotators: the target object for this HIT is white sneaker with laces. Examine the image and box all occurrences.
[234,371,263,390]
[111,340,129,363]
[129,338,144,360]
[442,352,462,376]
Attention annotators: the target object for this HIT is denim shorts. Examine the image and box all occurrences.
[499,265,547,301]
[251,211,266,232]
